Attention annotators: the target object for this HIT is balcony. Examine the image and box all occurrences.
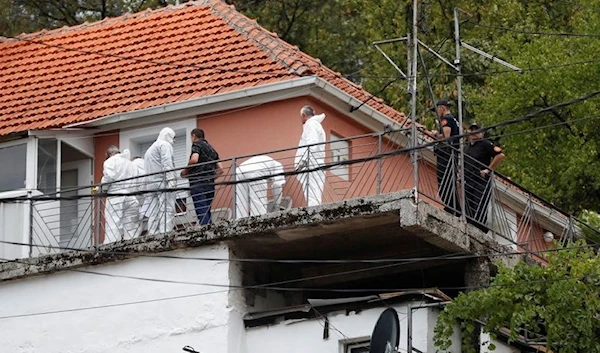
[1,129,592,261]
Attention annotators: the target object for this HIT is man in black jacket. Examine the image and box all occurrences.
[433,100,461,216]
[464,123,505,232]
[181,128,223,225]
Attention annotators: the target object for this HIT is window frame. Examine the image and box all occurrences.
[118,118,196,164]
[0,137,36,197]
[329,132,351,181]
[341,337,371,353]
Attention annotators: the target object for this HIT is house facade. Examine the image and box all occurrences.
[0,1,583,352]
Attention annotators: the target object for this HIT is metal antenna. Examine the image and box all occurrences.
[409,0,419,203]
[453,7,522,220]
[372,3,523,219]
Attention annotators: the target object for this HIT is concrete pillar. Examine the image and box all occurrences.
[464,257,491,290]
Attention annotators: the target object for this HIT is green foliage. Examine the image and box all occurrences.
[434,241,600,353]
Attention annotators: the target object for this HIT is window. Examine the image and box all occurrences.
[0,143,27,192]
[345,340,370,353]
[330,133,350,180]
[37,138,57,194]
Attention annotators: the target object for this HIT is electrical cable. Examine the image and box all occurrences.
[0,258,594,320]
[6,93,599,204]
[352,58,600,80]
[465,20,600,38]
[0,239,595,265]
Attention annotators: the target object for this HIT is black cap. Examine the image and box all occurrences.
[469,122,481,130]
[435,99,452,107]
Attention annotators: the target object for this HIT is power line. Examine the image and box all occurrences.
[354,58,600,80]
[466,20,600,38]
[7,92,599,204]
[0,256,595,320]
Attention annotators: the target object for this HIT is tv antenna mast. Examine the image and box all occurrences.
[373,0,522,210]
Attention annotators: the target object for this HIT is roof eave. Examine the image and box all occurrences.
[65,76,318,129]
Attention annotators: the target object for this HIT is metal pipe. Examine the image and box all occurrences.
[407,301,450,353]
[374,45,407,78]
[454,8,467,223]
[372,37,408,45]
[417,39,459,71]
[461,42,523,73]
[407,303,413,353]
[410,0,419,204]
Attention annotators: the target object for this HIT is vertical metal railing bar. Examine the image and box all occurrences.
[377,133,383,195]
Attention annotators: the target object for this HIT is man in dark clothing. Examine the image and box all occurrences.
[464,123,505,232]
[433,100,461,215]
[181,128,223,225]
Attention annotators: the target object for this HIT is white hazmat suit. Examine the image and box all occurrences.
[143,128,177,235]
[235,156,286,219]
[294,113,326,207]
[102,149,140,244]
[132,157,147,222]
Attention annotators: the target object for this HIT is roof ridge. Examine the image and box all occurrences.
[206,0,316,77]
[11,1,200,40]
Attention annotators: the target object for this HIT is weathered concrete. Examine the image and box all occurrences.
[0,190,525,282]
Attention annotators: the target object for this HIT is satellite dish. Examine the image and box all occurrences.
[369,308,400,353]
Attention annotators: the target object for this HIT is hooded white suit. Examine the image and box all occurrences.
[235,156,285,219]
[294,113,326,207]
[101,149,140,243]
[132,157,147,222]
[143,128,177,235]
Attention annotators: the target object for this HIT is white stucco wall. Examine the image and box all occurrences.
[0,244,236,353]
[481,332,521,353]
[244,303,462,353]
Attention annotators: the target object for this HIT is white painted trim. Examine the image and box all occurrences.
[66,77,318,129]
[25,137,37,190]
[29,131,94,158]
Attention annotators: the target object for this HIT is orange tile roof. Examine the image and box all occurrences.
[0,0,407,136]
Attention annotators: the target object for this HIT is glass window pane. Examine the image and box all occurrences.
[38,139,57,194]
[0,143,27,192]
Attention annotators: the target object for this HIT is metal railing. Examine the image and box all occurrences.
[12,129,597,257]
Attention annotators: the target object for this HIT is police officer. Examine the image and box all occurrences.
[433,100,461,215]
[464,123,505,232]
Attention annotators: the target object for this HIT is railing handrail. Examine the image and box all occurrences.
[28,128,412,198]
[0,128,588,234]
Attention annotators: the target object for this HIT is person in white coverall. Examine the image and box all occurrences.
[294,105,326,207]
[235,155,286,219]
[101,146,140,244]
[143,128,177,235]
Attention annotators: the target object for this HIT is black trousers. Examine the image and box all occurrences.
[464,170,492,232]
[435,147,461,216]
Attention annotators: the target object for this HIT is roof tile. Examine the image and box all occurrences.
[0,0,407,136]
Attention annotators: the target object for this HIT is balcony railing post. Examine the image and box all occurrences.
[377,132,383,195]
[164,170,168,234]
[28,190,33,257]
[490,170,496,240]
[568,216,575,243]
[306,149,310,206]
[94,186,101,245]
[232,157,237,220]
